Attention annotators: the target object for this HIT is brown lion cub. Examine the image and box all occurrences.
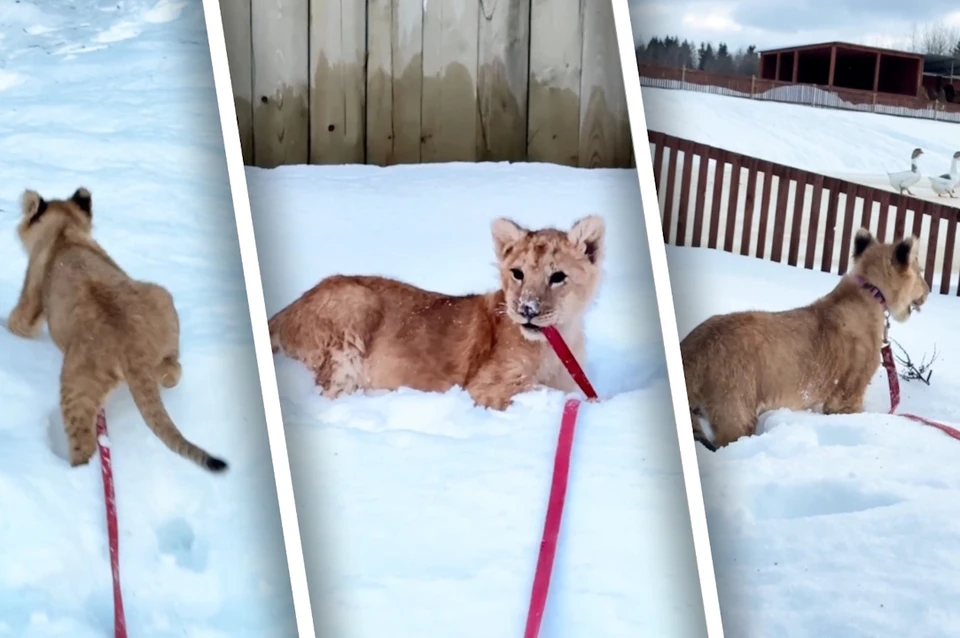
[681,228,930,450]
[7,188,227,472]
[269,215,605,410]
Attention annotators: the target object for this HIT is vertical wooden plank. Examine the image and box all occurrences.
[310,0,367,164]
[740,157,758,256]
[875,192,891,242]
[923,202,940,292]
[662,137,681,243]
[477,0,531,161]
[723,155,742,252]
[770,168,791,263]
[691,146,710,248]
[820,178,840,272]
[805,174,825,270]
[578,0,630,168]
[676,141,695,247]
[838,185,857,274]
[367,0,424,165]
[787,171,808,267]
[892,197,908,239]
[707,151,726,250]
[755,161,774,259]
[252,0,310,167]
[651,135,665,190]
[422,0,481,162]
[528,0,583,166]
[860,186,875,231]
[911,203,924,241]
[221,0,254,164]
[942,211,956,295]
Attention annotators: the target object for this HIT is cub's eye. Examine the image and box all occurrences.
[549,271,567,285]
[510,268,524,281]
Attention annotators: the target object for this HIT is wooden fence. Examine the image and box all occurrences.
[648,131,960,296]
[639,64,960,125]
[218,0,633,169]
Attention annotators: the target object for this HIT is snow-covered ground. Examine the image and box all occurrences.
[667,244,960,637]
[247,163,710,638]
[0,1,297,636]
[641,86,960,277]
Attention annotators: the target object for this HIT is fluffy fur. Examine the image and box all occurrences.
[681,228,930,450]
[7,187,227,472]
[268,215,606,410]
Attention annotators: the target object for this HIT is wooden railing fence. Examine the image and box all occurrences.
[648,131,960,296]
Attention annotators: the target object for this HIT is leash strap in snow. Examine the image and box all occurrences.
[880,344,960,441]
[97,411,128,638]
[523,397,580,638]
[523,327,598,638]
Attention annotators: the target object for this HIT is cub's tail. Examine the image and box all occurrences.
[122,348,228,472]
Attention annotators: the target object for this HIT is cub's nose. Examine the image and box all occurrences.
[519,300,540,319]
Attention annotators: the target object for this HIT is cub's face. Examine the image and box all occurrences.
[17,187,93,252]
[491,215,605,341]
[851,228,930,323]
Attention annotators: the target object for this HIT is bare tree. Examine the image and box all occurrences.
[907,20,960,55]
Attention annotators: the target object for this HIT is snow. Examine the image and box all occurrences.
[641,86,960,208]
[0,1,297,636]
[666,243,960,637]
[247,162,710,637]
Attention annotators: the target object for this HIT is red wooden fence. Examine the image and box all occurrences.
[648,131,960,295]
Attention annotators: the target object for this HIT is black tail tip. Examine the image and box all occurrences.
[206,457,229,472]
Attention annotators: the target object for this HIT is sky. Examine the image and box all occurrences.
[628,0,960,53]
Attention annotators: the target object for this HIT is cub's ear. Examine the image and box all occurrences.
[491,217,527,261]
[70,187,92,217]
[893,236,918,269]
[21,190,47,223]
[568,214,605,265]
[852,227,875,261]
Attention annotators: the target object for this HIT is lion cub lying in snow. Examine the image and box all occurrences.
[7,188,227,472]
[269,216,605,410]
[681,228,930,450]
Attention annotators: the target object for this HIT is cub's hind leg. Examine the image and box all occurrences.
[269,277,384,398]
[60,344,118,467]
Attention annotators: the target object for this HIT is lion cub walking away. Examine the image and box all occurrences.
[7,188,228,473]
[269,216,606,410]
[681,228,930,450]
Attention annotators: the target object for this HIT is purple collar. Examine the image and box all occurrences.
[854,274,886,306]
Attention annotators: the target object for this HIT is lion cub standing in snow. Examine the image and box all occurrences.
[269,216,605,409]
[681,228,930,451]
[7,188,227,472]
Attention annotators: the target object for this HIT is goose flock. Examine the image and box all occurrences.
[887,147,960,198]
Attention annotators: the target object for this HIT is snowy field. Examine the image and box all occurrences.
[668,245,960,637]
[0,1,297,636]
[641,86,960,277]
[247,163,710,638]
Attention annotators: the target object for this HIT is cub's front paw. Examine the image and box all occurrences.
[6,307,39,338]
[472,391,514,411]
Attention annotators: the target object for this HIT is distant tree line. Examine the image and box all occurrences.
[635,36,761,77]
[905,20,960,57]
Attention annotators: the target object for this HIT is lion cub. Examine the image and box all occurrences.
[7,188,227,472]
[269,215,605,409]
[681,228,930,450]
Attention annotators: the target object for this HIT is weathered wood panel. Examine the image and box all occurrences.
[578,0,630,168]
[527,0,583,166]
[309,0,366,164]
[366,0,424,165]
[252,0,310,167]
[220,0,254,164]
[477,0,531,161]
[421,0,481,162]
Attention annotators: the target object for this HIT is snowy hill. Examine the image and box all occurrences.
[0,1,297,635]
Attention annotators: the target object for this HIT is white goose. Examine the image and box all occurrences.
[930,150,960,198]
[887,147,924,196]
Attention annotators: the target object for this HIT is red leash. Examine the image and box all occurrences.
[880,343,960,441]
[97,410,128,638]
[523,327,598,638]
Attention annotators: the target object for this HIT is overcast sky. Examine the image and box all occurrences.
[628,0,960,52]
